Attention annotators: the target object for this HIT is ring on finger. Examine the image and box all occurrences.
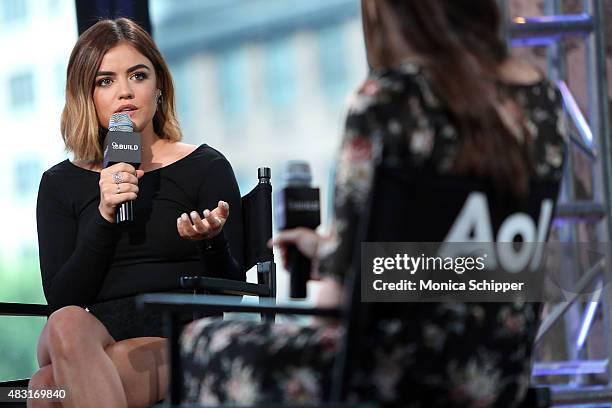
[112,171,123,184]
[116,184,121,194]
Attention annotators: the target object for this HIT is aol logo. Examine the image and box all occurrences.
[111,142,139,151]
[440,192,553,273]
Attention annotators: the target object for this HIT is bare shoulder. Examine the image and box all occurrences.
[498,58,544,85]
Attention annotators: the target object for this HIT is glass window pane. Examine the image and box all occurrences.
[266,37,295,111]
[0,0,27,24]
[317,25,349,101]
[0,0,76,381]
[14,158,43,197]
[8,71,35,109]
[0,316,46,381]
[150,0,364,299]
[218,47,247,122]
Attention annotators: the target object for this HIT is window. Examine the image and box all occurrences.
[14,158,42,197]
[0,0,77,383]
[0,0,27,24]
[48,0,61,15]
[317,25,348,101]
[8,71,35,109]
[266,37,295,111]
[19,243,39,270]
[217,47,247,121]
[53,60,67,102]
[55,62,67,100]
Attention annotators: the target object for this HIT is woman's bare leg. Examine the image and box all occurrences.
[27,365,62,408]
[105,337,169,407]
[30,306,169,408]
[33,306,127,408]
[29,337,169,408]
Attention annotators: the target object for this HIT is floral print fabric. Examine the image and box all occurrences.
[181,318,342,405]
[180,62,567,407]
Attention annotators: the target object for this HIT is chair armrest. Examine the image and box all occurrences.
[0,379,30,387]
[150,404,377,408]
[0,302,48,317]
[136,293,342,318]
[520,386,550,408]
[0,379,29,408]
[180,276,271,297]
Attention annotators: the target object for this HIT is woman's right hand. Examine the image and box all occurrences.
[98,163,145,223]
[268,227,321,268]
[271,228,344,319]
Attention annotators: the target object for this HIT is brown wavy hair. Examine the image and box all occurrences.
[362,0,534,197]
[61,17,181,163]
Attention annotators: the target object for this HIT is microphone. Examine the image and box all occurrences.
[274,161,320,298]
[103,112,142,224]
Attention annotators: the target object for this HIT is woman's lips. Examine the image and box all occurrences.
[116,109,138,118]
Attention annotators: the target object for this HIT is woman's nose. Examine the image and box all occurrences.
[117,79,134,99]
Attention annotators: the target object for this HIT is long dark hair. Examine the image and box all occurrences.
[362,0,533,197]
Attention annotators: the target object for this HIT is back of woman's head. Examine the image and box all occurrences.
[61,17,181,163]
[363,0,533,197]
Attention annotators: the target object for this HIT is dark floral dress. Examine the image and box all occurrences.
[180,61,567,407]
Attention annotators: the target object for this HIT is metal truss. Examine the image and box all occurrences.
[499,0,612,404]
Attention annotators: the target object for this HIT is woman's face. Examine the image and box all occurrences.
[93,42,159,133]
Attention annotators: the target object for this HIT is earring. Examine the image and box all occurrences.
[156,89,163,104]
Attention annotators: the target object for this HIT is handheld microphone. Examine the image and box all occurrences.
[274,161,320,298]
[103,112,142,224]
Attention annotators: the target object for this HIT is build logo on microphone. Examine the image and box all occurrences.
[111,142,139,151]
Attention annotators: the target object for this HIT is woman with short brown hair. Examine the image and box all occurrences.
[30,18,244,407]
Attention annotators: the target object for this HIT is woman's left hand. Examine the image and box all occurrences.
[177,200,229,241]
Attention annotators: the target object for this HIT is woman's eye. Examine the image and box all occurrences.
[131,72,148,81]
[97,78,112,87]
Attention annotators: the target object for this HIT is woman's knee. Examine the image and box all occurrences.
[106,337,169,407]
[29,365,54,390]
[27,365,60,408]
[45,306,114,360]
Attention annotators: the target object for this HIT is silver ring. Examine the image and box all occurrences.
[116,184,121,194]
[112,171,123,184]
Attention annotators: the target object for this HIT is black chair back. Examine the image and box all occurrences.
[241,167,275,295]
[331,162,552,407]
[241,167,273,270]
[329,163,379,402]
[180,167,276,298]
